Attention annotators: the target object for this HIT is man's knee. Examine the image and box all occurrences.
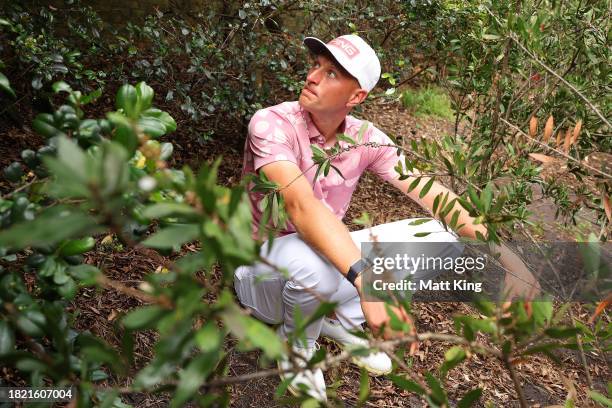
[270,236,341,299]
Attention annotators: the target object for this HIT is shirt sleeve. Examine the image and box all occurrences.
[247,109,298,172]
[366,126,412,182]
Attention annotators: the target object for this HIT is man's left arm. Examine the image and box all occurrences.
[389,174,541,301]
[364,125,539,301]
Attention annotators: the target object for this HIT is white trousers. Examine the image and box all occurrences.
[234,218,460,347]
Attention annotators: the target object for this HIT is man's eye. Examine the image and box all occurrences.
[328,71,337,78]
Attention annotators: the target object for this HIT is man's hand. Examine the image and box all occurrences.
[356,277,418,353]
[493,243,542,302]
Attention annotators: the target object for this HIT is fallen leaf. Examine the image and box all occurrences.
[108,309,118,321]
[528,153,557,164]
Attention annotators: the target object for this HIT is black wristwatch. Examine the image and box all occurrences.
[346,258,370,287]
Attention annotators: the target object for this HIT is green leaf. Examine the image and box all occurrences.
[160,142,174,160]
[407,176,422,193]
[310,144,326,160]
[122,305,167,330]
[449,210,461,229]
[138,117,167,138]
[301,302,338,334]
[337,133,356,145]
[432,193,442,216]
[98,390,120,408]
[142,203,197,219]
[413,232,432,237]
[425,372,447,405]
[57,136,87,177]
[0,208,96,249]
[116,84,139,118]
[357,122,369,142]
[52,81,72,94]
[142,224,200,249]
[33,115,65,139]
[195,322,223,353]
[141,108,177,134]
[467,185,483,212]
[389,374,426,395]
[358,367,370,403]
[440,346,466,377]
[441,198,458,218]
[172,352,217,408]
[313,159,326,183]
[133,360,175,390]
[16,310,46,337]
[81,88,102,105]
[0,321,15,355]
[588,390,612,407]
[69,264,101,285]
[482,183,493,212]
[544,327,581,339]
[408,218,432,226]
[59,236,95,256]
[136,82,154,111]
[221,306,283,359]
[0,72,15,98]
[106,112,139,156]
[531,301,553,327]
[101,142,130,195]
[458,388,483,408]
[77,334,124,372]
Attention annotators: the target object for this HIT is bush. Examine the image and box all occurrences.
[0,0,609,406]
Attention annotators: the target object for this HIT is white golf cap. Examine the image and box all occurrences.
[303,34,381,92]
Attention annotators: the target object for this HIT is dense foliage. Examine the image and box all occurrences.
[0,0,609,407]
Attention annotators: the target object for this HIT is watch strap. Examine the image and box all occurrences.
[346,258,370,287]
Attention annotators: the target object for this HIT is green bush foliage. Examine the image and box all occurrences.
[0,0,609,406]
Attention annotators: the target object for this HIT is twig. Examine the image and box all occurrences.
[503,355,528,408]
[568,308,594,389]
[0,177,44,199]
[96,273,173,308]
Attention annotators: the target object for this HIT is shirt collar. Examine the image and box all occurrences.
[301,105,348,140]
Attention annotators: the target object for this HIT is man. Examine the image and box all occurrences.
[235,34,539,401]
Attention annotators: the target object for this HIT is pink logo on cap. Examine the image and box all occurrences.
[328,37,360,59]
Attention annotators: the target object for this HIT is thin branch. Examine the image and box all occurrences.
[96,273,173,308]
[0,177,44,199]
[504,356,528,408]
[568,308,594,389]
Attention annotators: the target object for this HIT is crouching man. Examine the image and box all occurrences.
[235,34,539,401]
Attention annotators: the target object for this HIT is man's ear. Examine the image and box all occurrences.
[347,88,368,108]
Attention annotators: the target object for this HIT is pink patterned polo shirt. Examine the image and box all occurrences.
[242,101,404,237]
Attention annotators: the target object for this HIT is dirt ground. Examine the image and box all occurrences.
[1,94,609,407]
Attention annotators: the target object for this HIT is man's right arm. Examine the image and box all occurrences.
[259,160,416,340]
[259,160,361,278]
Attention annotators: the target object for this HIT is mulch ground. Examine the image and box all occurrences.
[1,93,609,407]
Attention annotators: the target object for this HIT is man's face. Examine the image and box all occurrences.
[299,53,362,115]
